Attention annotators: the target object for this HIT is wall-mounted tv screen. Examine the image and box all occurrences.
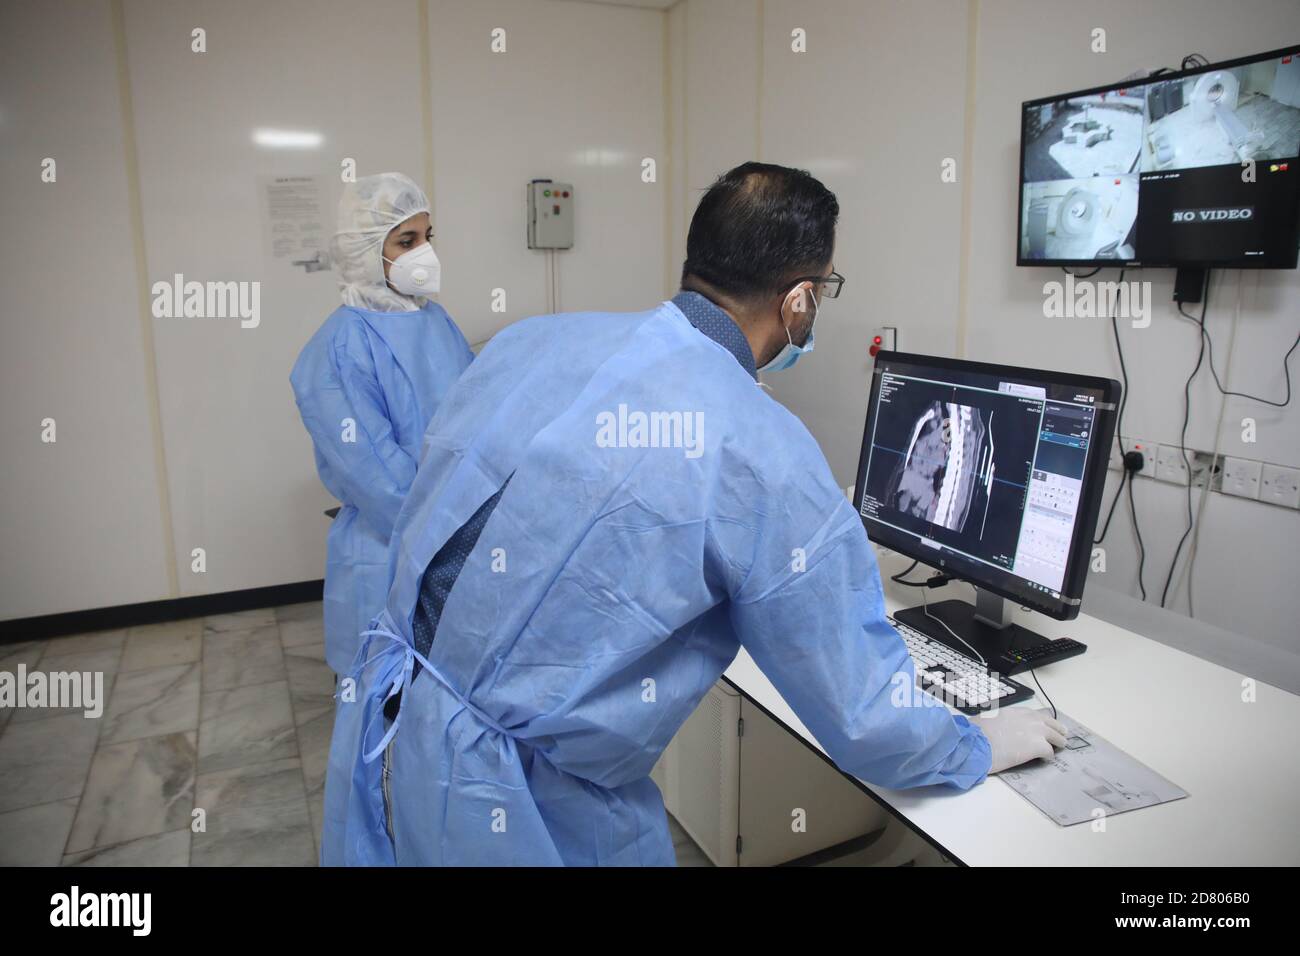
[1017,44,1300,268]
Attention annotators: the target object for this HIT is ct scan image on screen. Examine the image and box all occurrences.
[883,400,990,535]
[861,375,1041,573]
[860,368,1100,596]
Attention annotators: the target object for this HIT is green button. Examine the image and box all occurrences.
[543,189,551,197]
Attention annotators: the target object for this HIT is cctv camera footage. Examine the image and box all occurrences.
[1019,49,1300,266]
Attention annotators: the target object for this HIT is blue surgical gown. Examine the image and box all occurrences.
[321,299,991,866]
[290,301,473,675]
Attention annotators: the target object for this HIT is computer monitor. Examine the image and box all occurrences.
[853,351,1120,662]
[1016,43,1300,269]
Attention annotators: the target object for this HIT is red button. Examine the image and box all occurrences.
[562,191,570,198]
[869,344,880,357]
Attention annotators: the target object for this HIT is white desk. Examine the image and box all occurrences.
[722,550,1300,866]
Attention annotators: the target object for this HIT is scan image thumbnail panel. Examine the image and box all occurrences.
[884,401,990,535]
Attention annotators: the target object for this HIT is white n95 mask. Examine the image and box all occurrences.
[383,243,441,296]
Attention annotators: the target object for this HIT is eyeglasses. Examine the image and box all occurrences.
[793,270,845,299]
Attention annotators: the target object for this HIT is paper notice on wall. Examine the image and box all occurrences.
[261,174,327,261]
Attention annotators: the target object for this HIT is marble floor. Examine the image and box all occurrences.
[0,603,328,866]
[0,601,716,867]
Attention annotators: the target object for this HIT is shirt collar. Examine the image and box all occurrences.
[670,290,758,380]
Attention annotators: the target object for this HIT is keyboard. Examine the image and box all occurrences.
[892,617,1035,715]
[993,637,1087,674]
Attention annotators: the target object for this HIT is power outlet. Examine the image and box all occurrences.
[1260,463,1300,509]
[1125,438,1156,478]
[1190,450,1220,490]
[1221,457,1262,499]
[1154,444,1190,485]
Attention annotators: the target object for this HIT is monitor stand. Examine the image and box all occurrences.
[893,588,1055,675]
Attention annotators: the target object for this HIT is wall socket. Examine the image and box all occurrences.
[1260,463,1300,509]
[1221,456,1263,499]
[1154,444,1189,485]
[1192,450,1221,490]
[1153,445,1218,488]
[1125,438,1157,478]
[1113,439,1293,508]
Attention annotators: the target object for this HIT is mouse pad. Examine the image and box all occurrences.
[998,710,1188,826]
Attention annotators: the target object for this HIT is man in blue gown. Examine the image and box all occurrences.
[322,162,1064,866]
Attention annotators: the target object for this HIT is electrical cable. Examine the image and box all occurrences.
[544,249,553,313]
[1127,471,1147,601]
[1176,303,1297,407]
[1093,265,1137,547]
[1104,269,1147,602]
[889,559,919,584]
[897,574,951,589]
[891,558,951,589]
[888,558,985,664]
[552,246,561,312]
[1062,265,1101,279]
[1161,272,1211,607]
[1027,669,1057,720]
[1174,272,1243,617]
[920,585,987,667]
[1108,269,1130,455]
[1094,466,1129,544]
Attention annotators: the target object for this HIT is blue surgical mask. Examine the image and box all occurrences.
[758,285,818,373]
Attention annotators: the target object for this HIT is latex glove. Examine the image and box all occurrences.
[975,708,1068,774]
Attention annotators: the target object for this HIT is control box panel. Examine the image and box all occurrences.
[527,180,574,249]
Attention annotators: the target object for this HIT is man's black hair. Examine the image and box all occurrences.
[681,161,838,302]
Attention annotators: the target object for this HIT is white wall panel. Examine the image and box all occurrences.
[682,0,761,198]
[0,0,172,618]
[757,0,971,484]
[429,0,666,339]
